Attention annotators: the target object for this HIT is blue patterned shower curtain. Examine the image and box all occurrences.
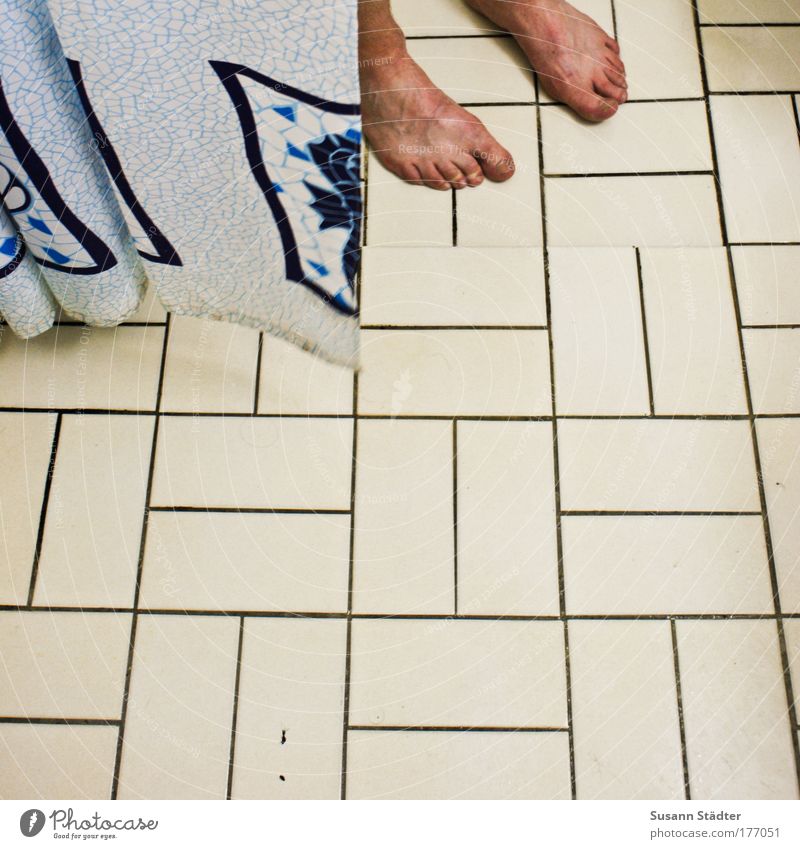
[0,0,362,364]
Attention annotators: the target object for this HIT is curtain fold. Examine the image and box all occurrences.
[0,0,362,365]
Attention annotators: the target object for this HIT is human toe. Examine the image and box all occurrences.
[471,135,514,182]
[436,161,469,189]
[576,90,619,122]
[418,161,451,190]
[594,74,626,105]
[451,152,484,187]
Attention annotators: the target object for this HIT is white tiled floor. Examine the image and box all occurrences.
[1,0,799,801]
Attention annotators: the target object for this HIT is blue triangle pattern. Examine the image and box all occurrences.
[273,105,296,122]
[286,142,310,161]
[27,215,52,235]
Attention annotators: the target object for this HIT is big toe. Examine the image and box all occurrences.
[467,126,515,182]
[573,89,619,122]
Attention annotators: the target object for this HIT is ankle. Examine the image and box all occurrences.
[359,23,408,67]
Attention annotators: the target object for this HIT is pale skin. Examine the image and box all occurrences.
[359,0,627,190]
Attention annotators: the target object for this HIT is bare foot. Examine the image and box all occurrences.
[467,0,627,121]
[359,40,515,189]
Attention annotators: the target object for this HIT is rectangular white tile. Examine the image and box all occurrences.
[393,0,497,36]
[141,511,350,612]
[566,0,616,32]
[152,416,352,509]
[558,419,760,511]
[395,0,614,37]
[712,95,800,243]
[615,0,703,99]
[677,620,797,798]
[546,175,721,246]
[358,329,552,416]
[0,412,56,604]
[257,334,353,415]
[570,620,684,799]
[117,614,239,799]
[0,724,117,800]
[160,316,259,413]
[550,247,649,414]
[456,106,542,247]
[744,329,800,413]
[349,619,567,728]
[0,611,130,718]
[353,419,454,614]
[360,246,547,327]
[699,0,800,23]
[733,246,800,325]
[757,419,800,611]
[0,326,164,410]
[408,37,535,103]
[456,421,559,615]
[231,618,346,800]
[34,415,153,608]
[641,247,747,414]
[563,515,772,614]
[365,153,452,247]
[346,730,571,799]
[542,102,712,173]
[703,26,800,91]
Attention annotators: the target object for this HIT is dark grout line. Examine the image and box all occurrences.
[226,616,245,801]
[692,0,800,795]
[670,620,692,800]
[539,97,706,105]
[729,241,800,246]
[742,325,800,330]
[459,100,536,107]
[339,369,359,801]
[562,510,762,517]
[5,407,795,422]
[347,725,569,733]
[252,332,264,415]
[451,188,458,246]
[535,72,576,801]
[26,413,63,607]
[634,247,656,416]
[610,0,618,41]
[111,313,172,801]
[148,506,350,515]
[452,420,459,615]
[0,407,160,416]
[757,412,800,418]
[3,605,797,621]
[692,2,731,248]
[361,324,549,330]
[710,89,800,96]
[699,22,800,27]
[0,717,120,726]
[544,170,714,178]
[792,95,800,153]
